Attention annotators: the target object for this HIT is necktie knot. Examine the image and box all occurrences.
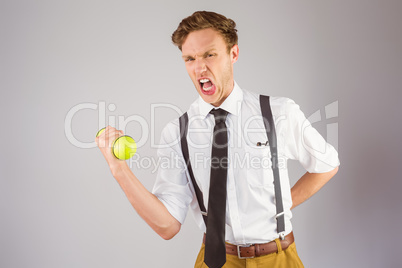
[210,108,228,124]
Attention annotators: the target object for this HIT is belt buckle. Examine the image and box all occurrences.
[237,244,255,259]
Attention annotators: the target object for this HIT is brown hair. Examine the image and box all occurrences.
[172,11,238,52]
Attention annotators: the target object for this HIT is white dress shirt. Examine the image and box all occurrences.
[152,82,340,245]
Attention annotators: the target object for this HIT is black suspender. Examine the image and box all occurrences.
[259,95,285,239]
[178,95,285,238]
[179,112,208,225]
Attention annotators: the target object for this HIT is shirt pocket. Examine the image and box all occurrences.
[243,144,274,187]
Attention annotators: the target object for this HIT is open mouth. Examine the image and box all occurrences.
[199,78,216,95]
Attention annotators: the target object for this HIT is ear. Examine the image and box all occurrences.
[230,45,239,64]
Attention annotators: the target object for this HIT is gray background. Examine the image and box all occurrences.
[1,0,401,267]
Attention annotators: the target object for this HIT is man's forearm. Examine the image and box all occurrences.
[95,126,181,240]
[111,163,181,240]
[290,167,339,210]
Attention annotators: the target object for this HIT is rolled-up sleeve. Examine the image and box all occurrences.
[283,99,340,173]
[152,120,193,225]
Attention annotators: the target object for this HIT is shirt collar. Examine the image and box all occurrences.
[198,81,243,118]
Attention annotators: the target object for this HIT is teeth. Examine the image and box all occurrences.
[199,78,212,91]
[203,85,212,91]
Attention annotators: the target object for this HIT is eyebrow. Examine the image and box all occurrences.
[182,49,218,59]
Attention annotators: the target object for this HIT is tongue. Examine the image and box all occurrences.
[203,81,213,89]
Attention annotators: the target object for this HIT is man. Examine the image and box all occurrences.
[96,11,339,268]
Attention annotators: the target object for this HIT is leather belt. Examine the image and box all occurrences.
[203,232,294,259]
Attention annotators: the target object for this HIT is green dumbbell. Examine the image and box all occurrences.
[96,127,137,160]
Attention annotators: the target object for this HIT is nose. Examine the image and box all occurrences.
[194,58,207,75]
